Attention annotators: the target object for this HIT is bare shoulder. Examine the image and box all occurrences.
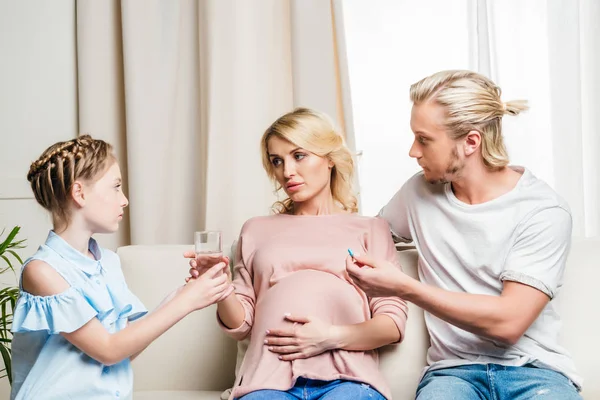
[22,259,70,296]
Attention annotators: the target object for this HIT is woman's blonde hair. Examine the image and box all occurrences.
[410,70,529,169]
[260,107,358,214]
[27,134,116,226]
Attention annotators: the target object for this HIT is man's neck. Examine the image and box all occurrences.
[450,164,523,205]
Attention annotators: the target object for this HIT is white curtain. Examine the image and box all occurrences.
[337,0,600,237]
[484,0,600,238]
[76,0,344,250]
[1,1,343,395]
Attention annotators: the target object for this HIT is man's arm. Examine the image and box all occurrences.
[401,279,548,345]
[349,207,572,345]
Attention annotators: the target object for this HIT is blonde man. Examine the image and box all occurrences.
[346,70,582,399]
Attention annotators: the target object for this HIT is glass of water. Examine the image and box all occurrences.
[194,231,222,257]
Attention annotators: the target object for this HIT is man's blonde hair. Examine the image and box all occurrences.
[410,70,529,169]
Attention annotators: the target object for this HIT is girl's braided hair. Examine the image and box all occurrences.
[27,134,115,225]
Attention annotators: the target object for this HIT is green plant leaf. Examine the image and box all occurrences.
[0,255,11,271]
[0,301,8,340]
[0,287,18,297]
[6,250,23,266]
[0,343,12,385]
[0,226,20,255]
[0,226,23,386]
[7,241,25,253]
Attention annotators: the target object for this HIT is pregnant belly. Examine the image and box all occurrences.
[253,269,368,334]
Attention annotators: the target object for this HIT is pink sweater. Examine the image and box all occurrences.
[219,214,408,399]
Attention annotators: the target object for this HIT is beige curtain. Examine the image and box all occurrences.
[75,0,345,250]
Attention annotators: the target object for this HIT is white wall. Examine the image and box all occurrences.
[0,0,76,395]
[0,0,77,262]
[339,0,471,216]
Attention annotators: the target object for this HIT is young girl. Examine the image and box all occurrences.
[10,135,232,400]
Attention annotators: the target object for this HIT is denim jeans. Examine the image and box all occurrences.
[237,377,386,400]
[417,364,581,400]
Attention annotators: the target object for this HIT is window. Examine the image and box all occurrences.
[339,0,598,238]
[341,0,472,215]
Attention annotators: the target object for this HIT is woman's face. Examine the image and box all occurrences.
[266,135,333,205]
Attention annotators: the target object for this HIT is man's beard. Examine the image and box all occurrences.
[427,148,463,184]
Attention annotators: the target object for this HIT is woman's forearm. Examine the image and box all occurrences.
[330,314,401,351]
[217,292,246,329]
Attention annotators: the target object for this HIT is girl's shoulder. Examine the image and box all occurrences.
[21,258,71,296]
[20,244,75,283]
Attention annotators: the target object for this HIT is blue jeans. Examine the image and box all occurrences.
[238,377,386,400]
[417,364,581,400]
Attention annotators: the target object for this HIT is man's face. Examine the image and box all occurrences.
[409,101,465,184]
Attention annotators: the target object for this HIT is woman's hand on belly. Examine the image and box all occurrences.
[264,314,340,361]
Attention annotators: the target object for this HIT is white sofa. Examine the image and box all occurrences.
[118,238,598,399]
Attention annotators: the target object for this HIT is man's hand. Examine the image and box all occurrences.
[345,253,412,297]
[348,255,551,346]
[264,314,337,361]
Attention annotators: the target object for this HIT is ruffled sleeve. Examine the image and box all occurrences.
[100,250,148,324]
[12,287,99,334]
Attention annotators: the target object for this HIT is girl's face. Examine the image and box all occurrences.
[77,161,129,234]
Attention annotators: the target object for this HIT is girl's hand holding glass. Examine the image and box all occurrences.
[182,230,231,282]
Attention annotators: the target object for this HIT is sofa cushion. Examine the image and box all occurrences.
[118,239,598,399]
[118,245,238,393]
[134,390,222,400]
[379,248,429,399]
[557,238,599,398]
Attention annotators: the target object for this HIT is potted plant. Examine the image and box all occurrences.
[0,226,25,385]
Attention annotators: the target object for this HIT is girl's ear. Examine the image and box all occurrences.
[71,181,86,208]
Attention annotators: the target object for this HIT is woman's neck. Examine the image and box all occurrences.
[291,204,346,216]
[291,189,346,216]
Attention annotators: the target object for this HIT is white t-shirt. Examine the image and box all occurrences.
[378,166,581,388]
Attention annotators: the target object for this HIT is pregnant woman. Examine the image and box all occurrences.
[189,108,408,400]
